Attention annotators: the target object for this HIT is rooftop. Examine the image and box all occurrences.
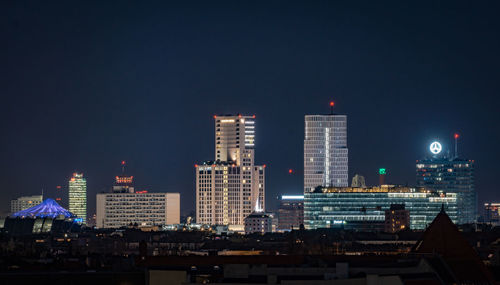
[11,199,75,219]
[311,185,431,194]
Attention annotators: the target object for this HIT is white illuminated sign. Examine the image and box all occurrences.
[429,141,442,154]
[281,195,304,200]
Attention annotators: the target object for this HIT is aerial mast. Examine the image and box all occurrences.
[454,133,459,158]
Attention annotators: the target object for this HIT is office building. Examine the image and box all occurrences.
[384,204,410,233]
[68,173,87,224]
[304,185,458,230]
[304,113,348,193]
[416,139,476,224]
[278,195,304,231]
[244,212,272,234]
[482,203,500,225]
[96,192,180,228]
[196,115,265,226]
[10,195,43,214]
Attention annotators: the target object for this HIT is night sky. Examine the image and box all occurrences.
[2,1,500,216]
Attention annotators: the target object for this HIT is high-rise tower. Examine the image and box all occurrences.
[304,105,348,193]
[416,136,476,224]
[196,115,265,227]
[68,172,87,224]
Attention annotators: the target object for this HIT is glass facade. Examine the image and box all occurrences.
[416,157,475,224]
[304,186,457,230]
[304,115,348,193]
[69,173,87,224]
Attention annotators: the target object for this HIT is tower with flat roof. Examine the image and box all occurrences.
[68,172,87,224]
[304,103,348,193]
[416,135,476,224]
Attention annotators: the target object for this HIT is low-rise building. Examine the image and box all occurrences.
[482,203,500,225]
[96,192,180,228]
[304,185,458,230]
[278,195,304,231]
[10,195,43,214]
[244,212,272,234]
[385,204,410,233]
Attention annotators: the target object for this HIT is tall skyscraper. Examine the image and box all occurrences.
[304,110,348,193]
[416,138,476,224]
[196,115,265,227]
[68,172,87,224]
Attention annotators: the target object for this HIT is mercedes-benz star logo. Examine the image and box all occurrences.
[429,141,442,154]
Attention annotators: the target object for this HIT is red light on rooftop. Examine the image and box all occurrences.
[252,115,256,118]
[288,169,293,174]
[194,164,198,168]
[263,164,267,168]
[330,101,334,107]
[56,186,61,189]
[121,160,126,165]
[238,114,242,118]
[454,133,459,139]
[213,115,217,119]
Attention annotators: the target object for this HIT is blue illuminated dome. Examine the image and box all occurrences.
[11,198,75,219]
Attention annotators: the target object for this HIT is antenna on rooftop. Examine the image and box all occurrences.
[121,160,126,174]
[454,133,459,158]
[329,101,334,115]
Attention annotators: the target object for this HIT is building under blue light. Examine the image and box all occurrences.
[2,199,81,236]
[11,198,75,219]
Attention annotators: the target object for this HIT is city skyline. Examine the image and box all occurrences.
[3,116,481,218]
[2,1,500,217]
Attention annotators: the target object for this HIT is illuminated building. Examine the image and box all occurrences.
[10,195,43,214]
[5,199,81,235]
[96,192,180,228]
[304,110,348,193]
[278,195,304,231]
[11,198,75,219]
[416,138,476,224]
[379,168,386,185]
[304,185,458,230]
[68,173,87,224]
[96,164,180,228]
[384,204,410,233]
[482,203,500,225]
[244,212,272,234]
[351,174,366,188]
[196,115,265,227]
[113,161,134,193]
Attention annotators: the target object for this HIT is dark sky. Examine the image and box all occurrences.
[1,1,500,216]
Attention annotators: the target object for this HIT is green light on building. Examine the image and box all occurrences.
[379,168,386,175]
